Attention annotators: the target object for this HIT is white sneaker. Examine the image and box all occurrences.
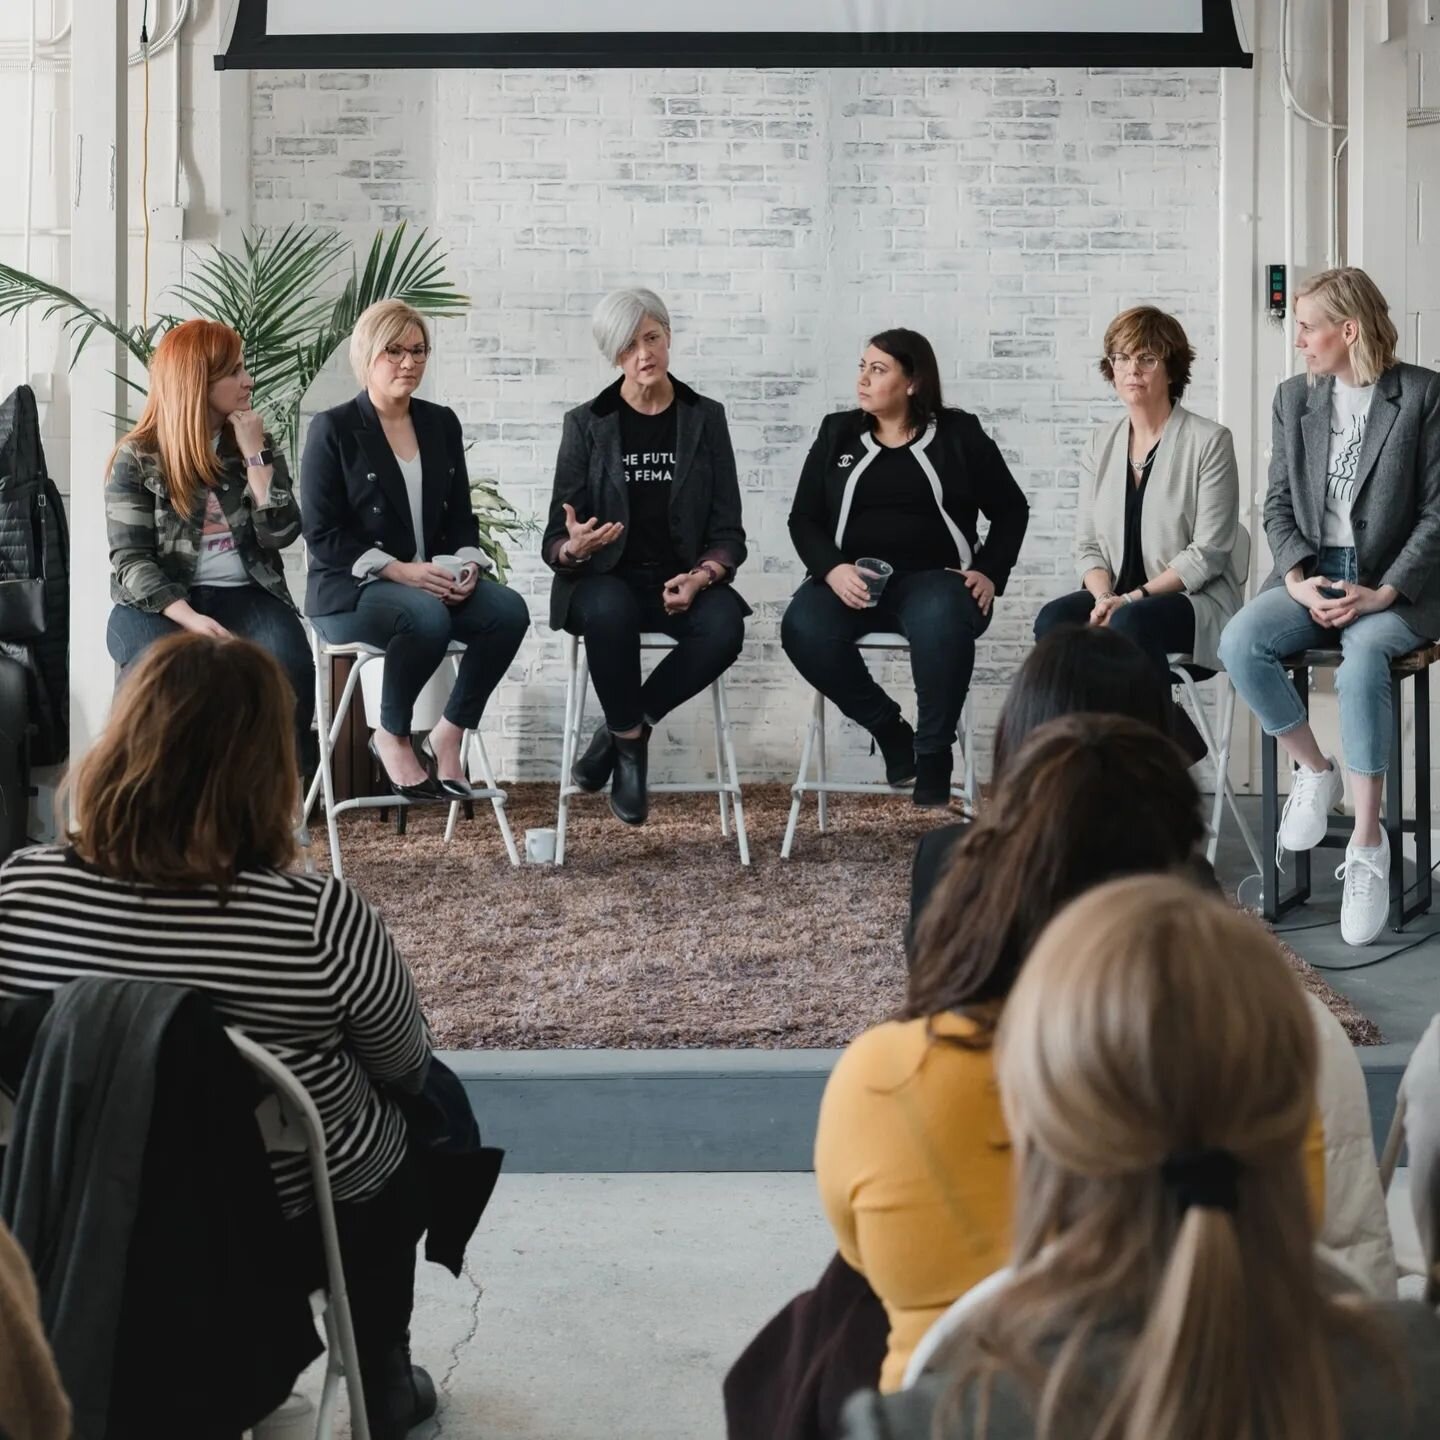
[1278,758,1344,852]
[1337,829,1390,947]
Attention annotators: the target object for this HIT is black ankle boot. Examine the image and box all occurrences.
[913,749,954,808]
[609,726,650,826]
[362,1342,437,1440]
[571,721,616,792]
[871,716,917,787]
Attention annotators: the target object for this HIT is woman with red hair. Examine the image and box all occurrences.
[104,318,313,755]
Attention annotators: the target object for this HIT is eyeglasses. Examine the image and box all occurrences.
[1107,352,1161,373]
[383,344,430,364]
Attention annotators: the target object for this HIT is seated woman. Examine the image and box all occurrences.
[843,877,1440,1440]
[542,287,748,825]
[105,318,313,761]
[908,624,1173,943]
[302,299,529,800]
[783,330,1029,806]
[0,634,439,1439]
[1220,267,1440,948]
[816,715,1207,1394]
[1033,305,1246,764]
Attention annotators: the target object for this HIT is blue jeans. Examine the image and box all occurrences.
[311,578,529,736]
[780,569,991,754]
[1217,546,1426,776]
[107,585,316,760]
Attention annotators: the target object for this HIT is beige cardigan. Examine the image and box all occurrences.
[1074,404,1248,671]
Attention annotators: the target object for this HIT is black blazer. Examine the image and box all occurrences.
[541,376,750,631]
[788,407,1029,590]
[300,391,482,617]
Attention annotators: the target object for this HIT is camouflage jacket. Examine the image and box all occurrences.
[106,439,302,613]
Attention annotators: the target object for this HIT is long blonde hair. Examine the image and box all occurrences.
[109,319,242,518]
[1296,267,1399,387]
[939,876,1385,1440]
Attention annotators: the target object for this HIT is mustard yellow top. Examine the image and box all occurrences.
[815,1012,1327,1394]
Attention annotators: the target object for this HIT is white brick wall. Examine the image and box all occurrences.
[252,64,1223,783]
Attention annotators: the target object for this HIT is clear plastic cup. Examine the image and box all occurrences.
[855,557,894,608]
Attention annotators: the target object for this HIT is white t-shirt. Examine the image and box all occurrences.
[1322,377,1375,548]
[396,450,425,562]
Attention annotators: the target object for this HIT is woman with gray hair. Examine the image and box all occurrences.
[542,287,748,825]
[301,299,529,801]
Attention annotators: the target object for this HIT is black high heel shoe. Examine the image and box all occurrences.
[419,734,476,800]
[368,735,444,802]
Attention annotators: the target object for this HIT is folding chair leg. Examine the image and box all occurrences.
[711,682,731,838]
[782,691,823,859]
[473,731,521,867]
[556,636,582,867]
[960,702,978,809]
[816,694,829,833]
[715,677,750,866]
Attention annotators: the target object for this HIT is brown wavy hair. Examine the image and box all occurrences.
[108,318,243,519]
[906,714,1205,1042]
[938,877,1394,1440]
[1099,305,1195,403]
[67,632,299,893]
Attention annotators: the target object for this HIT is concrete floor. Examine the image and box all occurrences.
[291,1173,834,1440]
[1212,795,1440,1048]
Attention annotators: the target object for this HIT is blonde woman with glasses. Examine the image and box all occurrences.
[1219,267,1440,946]
[843,876,1440,1440]
[301,300,529,801]
[1033,306,1246,764]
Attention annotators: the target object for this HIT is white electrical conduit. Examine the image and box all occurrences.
[0,0,186,65]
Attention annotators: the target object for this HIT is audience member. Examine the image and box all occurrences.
[1219,266,1440,947]
[817,716,1207,1394]
[542,287,748,825]
[302,299,529,800]
[104,318,313,763]
[843,877,1440,1440]
[1033,305,1246,762]
[907,625,1173,945]
[1401,1012,1440,1303]
[0,1218,69,1440]
[0,634,439,1439]
[783,329,1029,806]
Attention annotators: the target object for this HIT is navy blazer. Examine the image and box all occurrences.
[301,391,482,617]
[541,376,749,631]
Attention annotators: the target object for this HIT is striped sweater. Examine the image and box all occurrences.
[0,845,431,1217]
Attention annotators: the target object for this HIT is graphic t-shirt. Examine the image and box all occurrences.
[1323,378,1375,548]
[193,487,249,587]
[618,398,681,573]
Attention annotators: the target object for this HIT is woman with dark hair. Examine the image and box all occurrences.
[0,634,441,1438]
[907,624,1173,943]
[1032,305,1246,763]
[816,716,1209,1394]
[844,879,1440,1440]
[782,330,1029,806]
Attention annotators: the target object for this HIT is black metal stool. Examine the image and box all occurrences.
[1261,642,1438,930]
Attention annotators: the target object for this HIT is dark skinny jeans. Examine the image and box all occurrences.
[780,569,991,754]
[564,567,746,733]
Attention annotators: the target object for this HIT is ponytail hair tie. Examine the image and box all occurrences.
[1161,1148,1240,1215]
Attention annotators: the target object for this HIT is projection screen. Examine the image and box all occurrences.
[217,0,1253,70]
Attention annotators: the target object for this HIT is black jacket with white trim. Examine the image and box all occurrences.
[787,407,1029,590]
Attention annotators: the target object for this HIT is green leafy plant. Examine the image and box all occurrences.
[468,476,539,587]
[0,224,521,577]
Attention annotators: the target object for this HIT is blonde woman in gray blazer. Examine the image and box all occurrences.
[1034,306,1245,761]
[1219,267,1440,948]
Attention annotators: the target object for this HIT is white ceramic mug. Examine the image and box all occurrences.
[432,553,467,583]
[525,827,558,864]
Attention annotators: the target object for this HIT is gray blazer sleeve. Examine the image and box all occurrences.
[1380,370,1440,602]
[1167,425,1240,592]
[1263,385,1314,580]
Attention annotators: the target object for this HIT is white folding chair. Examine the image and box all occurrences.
[554,631,749,866]
[303,632,520,879]
[227,1029,372,1440]
[1168,659,1263,871]
[781,633,977,859]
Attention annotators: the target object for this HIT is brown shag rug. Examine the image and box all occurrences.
[319,782,1382,1050]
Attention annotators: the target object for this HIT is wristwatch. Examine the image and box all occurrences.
[245,448,275,468]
